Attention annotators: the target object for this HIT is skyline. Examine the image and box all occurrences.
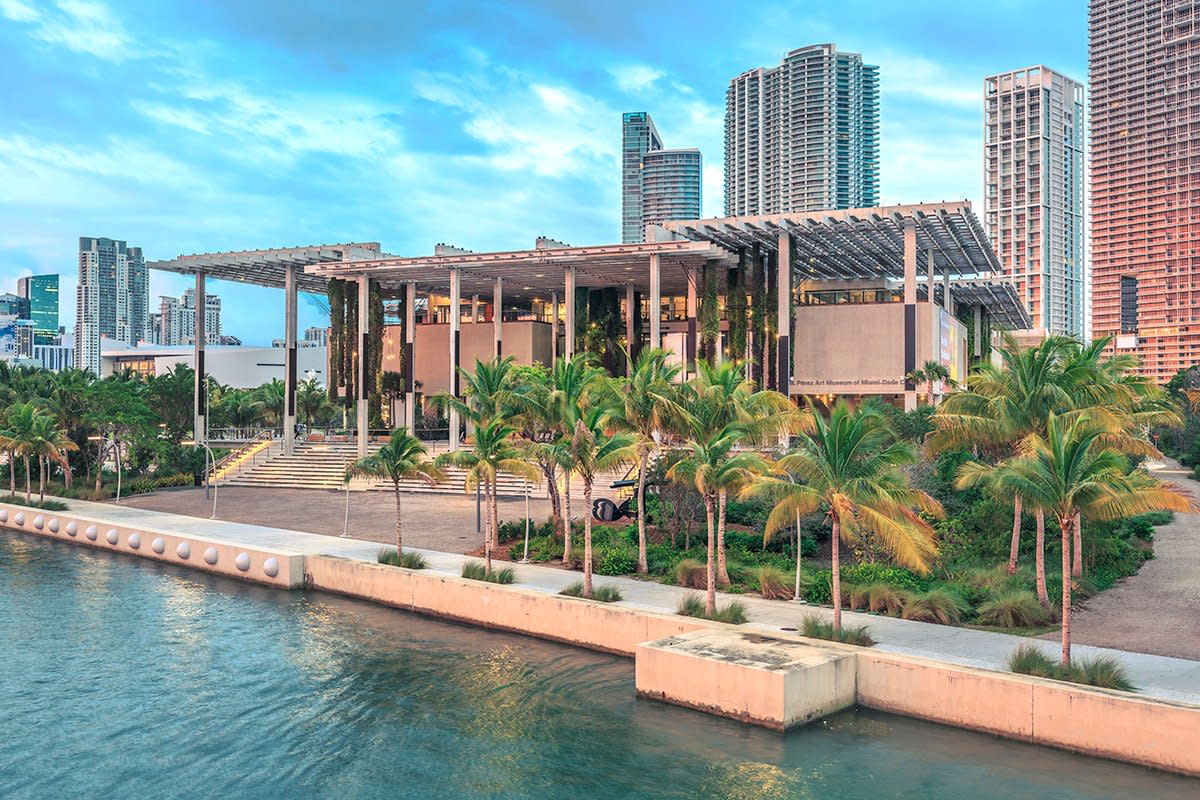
[0,0,1088,344]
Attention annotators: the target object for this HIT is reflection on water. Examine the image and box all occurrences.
[1,532,1197,800]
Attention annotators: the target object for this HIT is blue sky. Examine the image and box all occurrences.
[0,0,1087,344]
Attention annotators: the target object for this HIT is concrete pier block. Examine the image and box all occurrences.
[635,629,857,730]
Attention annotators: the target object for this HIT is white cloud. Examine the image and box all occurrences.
[3,0,134,61]
[875,52,979,108]
[0,0,38,22]
[609,64,664,93]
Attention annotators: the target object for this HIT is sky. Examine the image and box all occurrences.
[0,0,1088,344]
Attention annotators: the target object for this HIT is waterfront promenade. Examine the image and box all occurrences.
[30,497,1200,707]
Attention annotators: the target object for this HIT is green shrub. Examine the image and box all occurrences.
[510,534,563,563]
[377,549,428,569]
[901,588,970,625]
[152,472,194,489]
[461,561,515,584]
[801,616,875,646]
[676,594,748,624]
[0,495,69,511]
[595,543,637,576]
[1007,644,1136,692]
[756,565,793,600]
[975,591,1053,628]
[125,478,156,495]
[805,563,928,605]
[674,558,707,589]
[559,581,623,602]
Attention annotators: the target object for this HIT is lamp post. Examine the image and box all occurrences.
[87,435,120,503]
[182,438,217,519]
[520,478,531,563]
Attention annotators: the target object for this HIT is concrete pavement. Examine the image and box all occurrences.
[47,496,1200,706]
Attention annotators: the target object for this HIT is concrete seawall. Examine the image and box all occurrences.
[5,498,1200,778]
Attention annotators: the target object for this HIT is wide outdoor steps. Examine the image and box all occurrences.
[224,441,618,498]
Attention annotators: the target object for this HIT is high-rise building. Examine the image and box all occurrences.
[983,66,1085,337]
[725,43,879,216]
[76,237,150,373]
[621,112,702,243]
[1090,1,1200,381]
[155,288,221,346]
[0,292,28,318]
[17,274,59,344]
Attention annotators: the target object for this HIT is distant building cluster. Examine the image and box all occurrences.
[0,274,70,371]
[151,288,222,346]
[620,112,702,243]
[75,236,149,373]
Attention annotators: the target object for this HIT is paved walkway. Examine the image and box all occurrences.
[42,497,1200,706]
[1049,459,1200,659]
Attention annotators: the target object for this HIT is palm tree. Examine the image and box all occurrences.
[932,335,1078,603]
[437,420,539,575]
[958,413,1194,665]
[568,402,637,597]
[29,411,75,502]
[744,400,941,632]
[3,403,42,504]
[258,379,286,427]
[907,360,951,405]
[296,377,330,430]
[0,405,23,497]
[546,354,606,557]
[672,361,795,585]
[345,428,444,558]
[605,347,680,573]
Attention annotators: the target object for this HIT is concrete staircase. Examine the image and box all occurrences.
[223,440,605,498]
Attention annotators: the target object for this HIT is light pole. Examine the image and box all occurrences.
[182,438,217,519]
[87,435,121,503]
[520,478,531,563]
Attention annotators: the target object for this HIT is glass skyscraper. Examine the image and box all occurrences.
[17,273,59,344]
[725,43,879,215]
[76,236,150,373]
[621,112,702,243]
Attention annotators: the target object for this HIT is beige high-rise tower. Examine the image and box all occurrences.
[983,66,1085,338]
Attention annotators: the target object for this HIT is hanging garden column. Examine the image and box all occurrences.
[356,276,370,458]
[404,281,416,431]
[283,264,298,456]
[449,267,461,452]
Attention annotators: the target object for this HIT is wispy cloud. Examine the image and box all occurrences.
[3,0,133,61]
[609,63,664,93]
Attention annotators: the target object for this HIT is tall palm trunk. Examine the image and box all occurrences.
[1007,495,1023,575]
[7,450,14,496]
[95,441,104,492]
[831,515,843,633]
[542,462,562,541]
[490,473,500,552]
[393,482,403,557]
[1060,513,1073,666]
[38,456,45,503]
[583,478,594,598]
[1035,510,1049,607]
[23,455,32,503]
[1072,511,1083,578]
[635,450,649,573]
[483,479,494,576]
[562,471,573,560]
[716,487,730,586]
[703,494,716,616]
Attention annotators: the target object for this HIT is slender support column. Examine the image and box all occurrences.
[928,248,938,379]
[283,264,298,455]
[404,282,416,431]
[356,277,370,458]
[903,221,917,412]
[550,291,559,361]
[777,232,791,397]
[564,267,576,360]
[449,267,461,451]
[648,253,661,349]
[943,262,953,316]
[685,267,698,376]
[471,294,479,324]
[193,271,206,444]
[625,282,636,375]
[493,277,503,357]
[973,304,983,358]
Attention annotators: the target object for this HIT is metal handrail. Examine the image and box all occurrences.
[208,430,274,480]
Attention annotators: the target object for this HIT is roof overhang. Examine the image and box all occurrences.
[655,201,1000,281]
[305,240,733,302]
[149,243,387,294]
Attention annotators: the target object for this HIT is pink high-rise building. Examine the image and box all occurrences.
[1090,0,1200,382]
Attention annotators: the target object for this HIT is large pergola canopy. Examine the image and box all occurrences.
[149,243,387,294]
[304,241,728,302]
[656,201,1001,281]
